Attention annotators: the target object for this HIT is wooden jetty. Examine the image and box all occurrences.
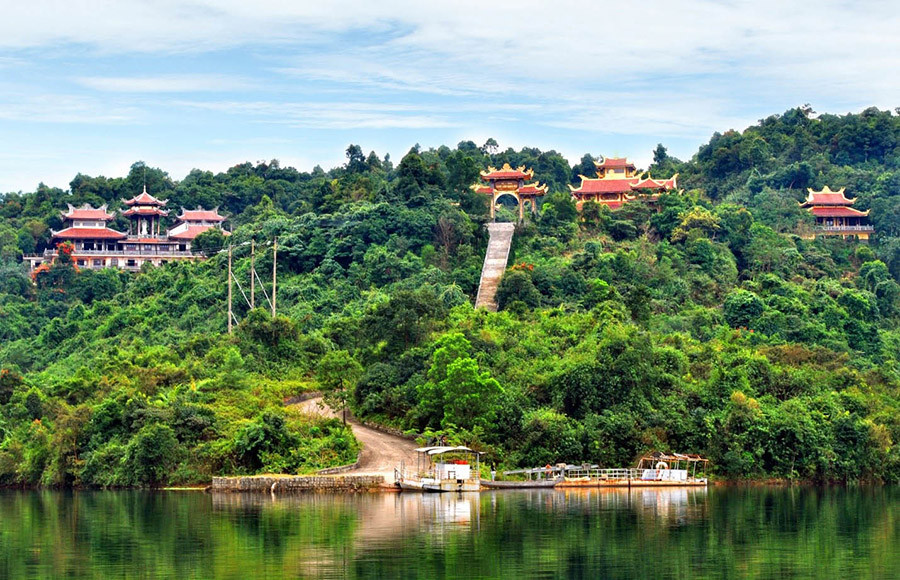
[499,453,709,489]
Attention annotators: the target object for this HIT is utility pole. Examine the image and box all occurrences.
[250,240,255,309]
[271,236,277,318]
[227,244,233,334]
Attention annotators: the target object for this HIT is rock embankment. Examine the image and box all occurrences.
[211,475,384,493]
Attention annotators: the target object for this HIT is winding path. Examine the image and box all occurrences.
[296,397,419,481]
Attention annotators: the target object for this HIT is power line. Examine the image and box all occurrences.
[225,237,279,333]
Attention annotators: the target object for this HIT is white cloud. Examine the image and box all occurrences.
[177,100,456,129]
[0,94,140,124]
[1,1,898,191]
[76,74,251,93]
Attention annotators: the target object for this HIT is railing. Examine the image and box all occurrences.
[31,248,198,258]
[565,467,641,480]
[503,465,701,481]
[503,465,642,480]
[815,225,874,232]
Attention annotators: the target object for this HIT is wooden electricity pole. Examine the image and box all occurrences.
[227,244,233,333]
[271,237,277,318]
[250,240,255,308]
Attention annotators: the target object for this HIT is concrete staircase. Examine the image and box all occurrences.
[475,222,516,311]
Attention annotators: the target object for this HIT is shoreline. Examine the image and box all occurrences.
[1,475,892,492]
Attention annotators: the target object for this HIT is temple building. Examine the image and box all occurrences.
[167,207,228,251]
[46,204,127,269]
[800,186,874,240]
[122,186,168,238]
[24,188,228,272]
[471,163,548,221]
[569,157,678,210]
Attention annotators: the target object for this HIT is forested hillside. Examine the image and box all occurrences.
[1,107,898,486]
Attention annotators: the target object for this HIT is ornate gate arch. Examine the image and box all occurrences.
[471,163,547,222]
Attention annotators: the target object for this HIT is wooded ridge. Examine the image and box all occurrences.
[0,106,898,486]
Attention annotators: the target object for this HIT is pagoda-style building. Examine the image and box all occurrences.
[471,163,548,221]
[25,188,228,272]
[800,186,873,240]
[569,157,678,210]
[167,207,228,251]
[50,204,127,258]
[122,186,169,238]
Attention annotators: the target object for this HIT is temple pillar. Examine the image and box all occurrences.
[518,197,524,222]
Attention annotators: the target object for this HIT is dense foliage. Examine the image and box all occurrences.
[1,108,899,486]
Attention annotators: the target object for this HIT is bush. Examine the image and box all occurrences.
[724,289,765,328]
[123,423,181,487]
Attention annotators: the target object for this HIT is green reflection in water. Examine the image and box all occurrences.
[0,487,896,579]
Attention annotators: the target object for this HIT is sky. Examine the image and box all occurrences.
[0,0,897,193]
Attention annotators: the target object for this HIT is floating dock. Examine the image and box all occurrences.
[497,453,709,489]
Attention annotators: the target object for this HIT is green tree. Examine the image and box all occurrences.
[724,289,765,329]
[317,350,363,426]
[671,207,721,242]
[192,228,226,255]
[440,357,502,432]
[496,269,542,310]
[123,424,180,487]
[345,144,367,174]
[0,369,23,406]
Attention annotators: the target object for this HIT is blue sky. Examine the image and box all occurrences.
[1,0,897,193]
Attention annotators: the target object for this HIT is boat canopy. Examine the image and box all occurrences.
[639,452,708,463]
[414,446,479,456]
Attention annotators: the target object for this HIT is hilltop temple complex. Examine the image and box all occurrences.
[800,186,874,240]
[472,163,548,221]
[569,157,678,210]
[24,186,228,272]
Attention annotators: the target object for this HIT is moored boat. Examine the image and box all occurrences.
[555,452,709,488]
[395,446,482,492]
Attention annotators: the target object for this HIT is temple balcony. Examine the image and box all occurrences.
[815,225,874,232]
[126,234,167,240]
[29,248,199,259]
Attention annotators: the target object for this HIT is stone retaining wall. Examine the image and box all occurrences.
[282,391,321,406]
[211,475,384,493]
[317,453,361,475]
[357,418,417,441]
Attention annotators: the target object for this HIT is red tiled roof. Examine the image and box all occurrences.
[632,178,673,189]
[63,205,114,220]
[472,182,547,195]
[803,193,854,206]
[518,183,548,194]
[167,225,230,240]
[167,225,212,240]
[572,174,677,196]
[123,187,167,206]
[595,157,635,169]
[801,186,855,207]
[122,207,169,217]
[484,171,528,179]
[480,163,533,181]
[809,207,868,217]
[571,178,638,194]
[177,209,225,222]
[52,227,127,239]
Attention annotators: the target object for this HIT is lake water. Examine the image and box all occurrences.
[1,487,896,579]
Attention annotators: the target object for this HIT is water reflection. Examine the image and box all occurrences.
[1,487,897,579]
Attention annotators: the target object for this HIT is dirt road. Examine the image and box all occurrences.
[296,397,419,481]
